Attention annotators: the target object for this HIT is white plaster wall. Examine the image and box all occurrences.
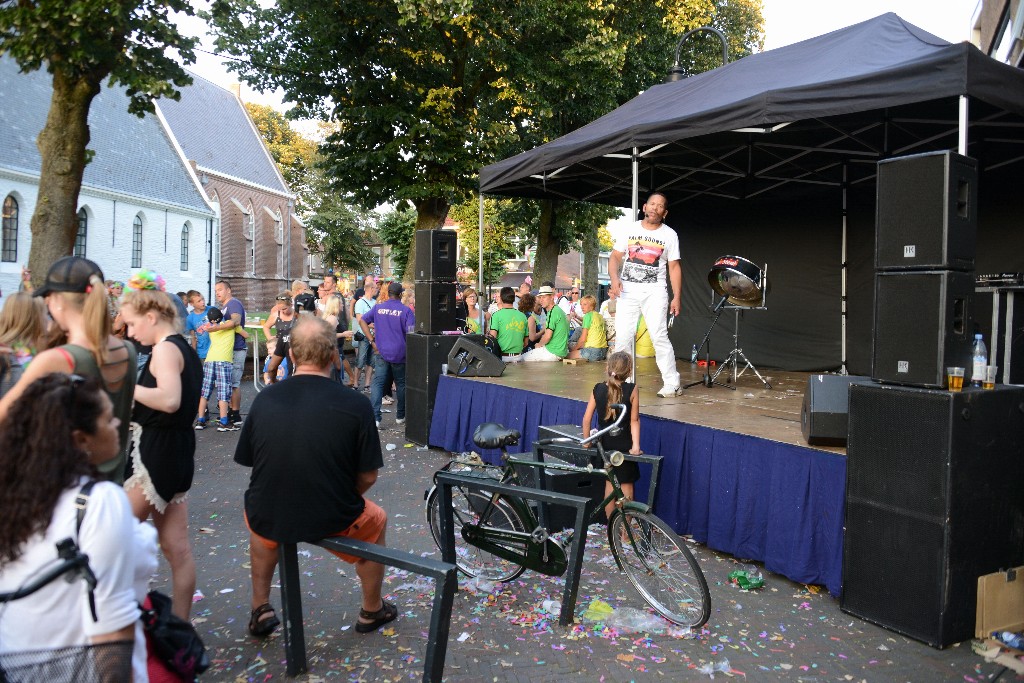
[0,175,214,305]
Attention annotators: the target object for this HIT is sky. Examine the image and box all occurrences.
[178,0,982,115]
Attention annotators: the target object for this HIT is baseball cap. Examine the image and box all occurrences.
[34,256,103,297]
[388,282,404,297]
[207,306,224,323]
[537,285,556,296]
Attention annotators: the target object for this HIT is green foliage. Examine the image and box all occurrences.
[598,225,615,252]
[375,206,417,280]
[304,197,377,275]
[0,0,199,116]
[448,197,523,288]
[243,103,317,198]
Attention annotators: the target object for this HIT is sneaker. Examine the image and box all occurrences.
[231,411,244,426]
[375,421,381,429]
[382,395,395,405]
[194,419,207,431]
[656,385,681,398]
[217,420,239,432]
[395,417,406,425]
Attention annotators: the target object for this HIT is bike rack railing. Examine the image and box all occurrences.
[434,471,594,627]
[278,537,458,682]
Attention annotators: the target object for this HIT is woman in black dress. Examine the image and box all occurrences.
[120,272,203,620]
[582,351,642,521]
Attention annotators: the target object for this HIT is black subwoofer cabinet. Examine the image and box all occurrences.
[842,383,1024,648]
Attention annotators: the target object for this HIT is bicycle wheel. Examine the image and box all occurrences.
[426,486,527,582]
[609,509,711,627]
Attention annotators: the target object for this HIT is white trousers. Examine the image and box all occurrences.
[521,346,563,362]
[613,287,680,388]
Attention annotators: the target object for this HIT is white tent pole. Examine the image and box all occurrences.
[630,148,639,383]
[478,192,485,329]
[841,163,849,375]
[958,96,968,155]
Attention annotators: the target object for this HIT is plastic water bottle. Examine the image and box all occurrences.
[971,333,988,387]
[995,631,1024,649]
[691,344,698,364]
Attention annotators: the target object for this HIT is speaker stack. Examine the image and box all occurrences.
[406,229,460,445]
[841,152,1024,647]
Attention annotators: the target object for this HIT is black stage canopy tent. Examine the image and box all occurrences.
[479,14,1024,374]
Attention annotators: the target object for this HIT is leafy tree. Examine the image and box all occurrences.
[375,206,417,280]
[303,196,377,276]
[243,102,317,209]
[0,1,198,286]
[448,197,522,290]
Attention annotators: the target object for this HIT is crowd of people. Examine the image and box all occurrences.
[0,257,402,681]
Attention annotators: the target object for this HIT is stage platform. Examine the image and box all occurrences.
[428,358,848,597]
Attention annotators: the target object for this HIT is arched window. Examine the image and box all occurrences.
[132,214,143,268]
[180,223,190,271]
[74,208,88,258]
[2,195,18,262]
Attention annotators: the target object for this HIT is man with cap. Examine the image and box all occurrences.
[519,285,569,362]
[358,282,415,428]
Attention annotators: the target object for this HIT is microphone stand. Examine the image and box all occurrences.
[682,295,735,391]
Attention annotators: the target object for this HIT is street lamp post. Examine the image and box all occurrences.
[666,27,729,82]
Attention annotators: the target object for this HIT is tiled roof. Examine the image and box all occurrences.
[158,70,289,195]
[0,56,212,215]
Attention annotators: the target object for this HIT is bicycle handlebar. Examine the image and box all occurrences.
[535,402,628,448]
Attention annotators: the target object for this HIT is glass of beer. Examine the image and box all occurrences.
[984,365,998,390]
[947,367,965,392]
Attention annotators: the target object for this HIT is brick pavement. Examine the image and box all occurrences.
[156,383,1013,682]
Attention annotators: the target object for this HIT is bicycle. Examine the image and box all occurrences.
[424,404,711,628]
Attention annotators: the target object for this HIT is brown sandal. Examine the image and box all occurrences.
[248,603,280,637]
[355,599,398,633]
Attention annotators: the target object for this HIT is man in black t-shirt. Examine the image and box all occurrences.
[234,314,396,636]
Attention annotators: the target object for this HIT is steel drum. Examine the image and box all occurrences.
[708,256,766,307]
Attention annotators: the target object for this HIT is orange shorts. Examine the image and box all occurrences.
[246,499,388,564]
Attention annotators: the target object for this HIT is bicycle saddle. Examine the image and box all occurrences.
[473,423,521,449]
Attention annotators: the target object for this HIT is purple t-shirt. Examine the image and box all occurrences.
[361,299,415,364]
[222,298,247,351]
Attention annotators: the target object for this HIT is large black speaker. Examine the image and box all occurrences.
[414,229,457,282]
[405,386,432,445]
[800,374,875,446]
[872,270,974,387]
[447,337,505,377]
[414,281,458,334]
[406,333,459,395]
[875,151,977,271]
[843,383,1024,648]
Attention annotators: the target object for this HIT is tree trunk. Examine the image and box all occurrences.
[532,199,559,287]
[406,197,449,286]
[28,69,101,287]
[582,225,599,298]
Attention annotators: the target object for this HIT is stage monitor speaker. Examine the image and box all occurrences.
[414,229,457,282]
[414,281,458,334]
[406,333,459,395]
[875,151,977,271]
[872,270,974,388]
[405,386,432,445]
[800,374,875,446]
[447,337,505,377]
[843,383,1024,648]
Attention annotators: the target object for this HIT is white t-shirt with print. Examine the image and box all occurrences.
[613,221,680,292]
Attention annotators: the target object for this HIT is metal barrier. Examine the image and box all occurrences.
[433,471,593,627]
[278,537,457,682]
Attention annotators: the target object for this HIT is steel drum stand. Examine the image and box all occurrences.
[682,295,735,391]
[711,307,772,389]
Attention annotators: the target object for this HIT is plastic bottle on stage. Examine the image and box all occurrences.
[691,344,698,364]
[995,631,1024,649]
[971,333,988,387]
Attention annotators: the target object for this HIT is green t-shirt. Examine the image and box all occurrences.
[543,304,569,358]
[582,310,607,348]
[489,307,528,354]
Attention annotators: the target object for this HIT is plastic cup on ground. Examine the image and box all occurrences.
[947,367,964,392]
[983,365,998,390]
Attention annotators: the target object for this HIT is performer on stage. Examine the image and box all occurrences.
[607,192,682,397]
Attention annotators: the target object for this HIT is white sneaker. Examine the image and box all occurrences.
[382,395,395,405]
[375,421,381,429]
[657,385,681,398]
[396,418,406,425]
